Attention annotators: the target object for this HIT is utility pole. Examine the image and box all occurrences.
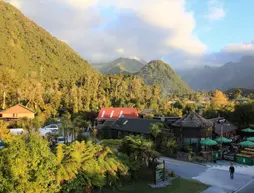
[218,117,226,160]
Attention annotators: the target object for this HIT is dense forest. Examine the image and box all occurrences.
[0,1,190,122]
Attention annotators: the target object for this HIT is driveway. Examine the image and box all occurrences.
[159,157,253,193]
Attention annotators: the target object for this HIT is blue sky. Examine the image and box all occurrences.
[189,0,254,52]
[6,0,254,68]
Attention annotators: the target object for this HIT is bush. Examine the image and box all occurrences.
[195,156,205,163]
[167,170,176,178]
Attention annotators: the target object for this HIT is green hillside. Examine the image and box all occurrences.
[0,1,97,81]
[136,60,194,95]
[99,57,146,74]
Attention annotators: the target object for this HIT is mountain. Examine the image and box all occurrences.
[97,57,146,74]
[177,56,254,91]
[0,1,97,81]
[136,60,194,95]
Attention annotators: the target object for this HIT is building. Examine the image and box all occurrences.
[95,107,139,129]
[0,104,35,119]
[108,117,164,138]
[97,107,139,120]
[139,109,155,118]
[209,118,238,136]
[172,111,213,152]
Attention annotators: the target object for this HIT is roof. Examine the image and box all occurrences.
[139,109,155,115]
[109,118,162,134]
[172,111,213,129]
[96,120,115,130]
[97,107,139,120]
[209,118,237,134]
[0,104,35,114]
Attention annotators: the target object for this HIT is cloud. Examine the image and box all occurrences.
[206,0,225,21]
[222,42,254,54]
[129,56,141,61]
[6,0,22,8]
[115,48,125,54]
[58,0,97,9]
[7,0,208,67]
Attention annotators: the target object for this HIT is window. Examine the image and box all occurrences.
[13,114,17,118]
[110,110,114,118]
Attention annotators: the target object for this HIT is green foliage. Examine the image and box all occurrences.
[0,120,10,140]
[150,123,163,138]
[136,60,194,96]
[99,57,145,74]
[0,1,97,83]
[232,103,254,127]
[0,133,60,193]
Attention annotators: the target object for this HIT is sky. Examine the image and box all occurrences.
[6,0,254,69]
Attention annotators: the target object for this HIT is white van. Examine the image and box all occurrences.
[9,128,24,135]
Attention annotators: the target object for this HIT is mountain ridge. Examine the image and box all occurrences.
[177,56,254,91]
[136,60,194,95]
[0,1,98,82]
[95,57,146,74]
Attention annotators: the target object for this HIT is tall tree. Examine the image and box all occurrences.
[212,90,229,106]
[0,133,60,193]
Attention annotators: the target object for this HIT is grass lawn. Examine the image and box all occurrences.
[103,169,209,193]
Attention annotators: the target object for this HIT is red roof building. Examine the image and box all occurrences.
[97,108,139,120]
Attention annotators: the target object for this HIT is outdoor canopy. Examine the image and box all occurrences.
[200,138,218,146]
[241,128,254,133]
[239,141,254,147]
[215,137,231,143]
[246,137,254,142]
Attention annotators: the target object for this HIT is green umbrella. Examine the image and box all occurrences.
[215,137,232,143]
[239,141,254,147]
[200,138,218,146]
[242,128,254,133]
[246,137,254,142]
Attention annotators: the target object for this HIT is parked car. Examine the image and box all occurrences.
[9,128,24,135]
[39,124,59,136]
[0,140,4,149]
[44,124,59,131]
[57,136,65,144]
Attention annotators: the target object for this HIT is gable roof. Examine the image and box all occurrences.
[0,104,35,114]
[109,118,162,133]
[97,107,139,120]
[172,111,213,129]
[209,118,237,134]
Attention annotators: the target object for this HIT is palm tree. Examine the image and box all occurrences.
[60,112,72,144]
[122,135,159,168]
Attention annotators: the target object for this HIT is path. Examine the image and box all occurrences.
[159,157,253,193]
[237,179,254,193]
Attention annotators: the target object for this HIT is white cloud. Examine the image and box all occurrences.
[59,0,97,9]
[129,56,141,61]
[207,8,225,20]
[222,42,254,54]
[206,0,225,21]
[6,0,22,8]
[115,48,125,54]
[4,0,208,67]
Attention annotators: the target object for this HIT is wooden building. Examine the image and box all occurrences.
[172,111,213,152]
[0,104,35,119]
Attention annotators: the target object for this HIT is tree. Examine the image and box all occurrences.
[0,133,60,193]
[0,120,10,140]
[212,90,229,106]
[232,103,254,127]
[58,141,128,193]
[150,123,163,139]
[121,135,159,172]
[61,112,72,144]
[0,67,18,109]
